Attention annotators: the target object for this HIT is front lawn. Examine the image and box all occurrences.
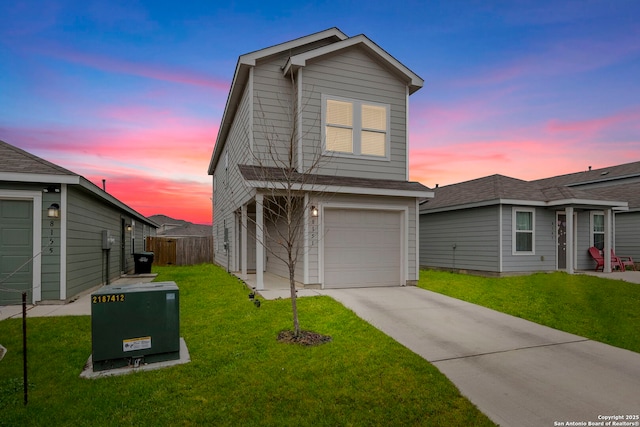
[418,270,640,353]
[0,264,494,426]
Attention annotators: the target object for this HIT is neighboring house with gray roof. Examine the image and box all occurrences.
[0,140,157,305]
[419,174,628,276]
[208,28,432,289]
[532,161,640,262]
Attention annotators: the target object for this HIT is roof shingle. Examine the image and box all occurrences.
[0,140,77,176]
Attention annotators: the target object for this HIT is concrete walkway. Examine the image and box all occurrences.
[0,275,156,321]
[323,286,640,427]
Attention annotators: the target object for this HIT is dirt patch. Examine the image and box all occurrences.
[277,330,332,346]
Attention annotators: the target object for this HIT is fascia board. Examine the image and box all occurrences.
[420,198,546,215]
[283,35,424,93]
[240,27,348,65]
[546,198,629,208]
[0,172,80,184]
[421,198,629,215]
[244,180,433,199]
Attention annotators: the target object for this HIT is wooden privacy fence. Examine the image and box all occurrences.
[146,236,214,266]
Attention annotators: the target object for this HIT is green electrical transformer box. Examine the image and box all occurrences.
[91,282,180,371]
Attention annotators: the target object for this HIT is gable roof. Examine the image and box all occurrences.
[0,140,157,227]
[208,28,423,175]
[239,165,433,198]
[282,34,423,94]
[420,174,627,213]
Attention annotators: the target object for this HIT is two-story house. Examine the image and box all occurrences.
[208,28,432,290]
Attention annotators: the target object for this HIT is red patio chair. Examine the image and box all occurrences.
[588,247,625,271]
[612,249,635,271]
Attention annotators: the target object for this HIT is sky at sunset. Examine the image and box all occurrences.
[2,1,639,225]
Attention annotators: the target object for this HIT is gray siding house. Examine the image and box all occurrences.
[419,174,628,276]
[208,28,433,289]
[533,161,640,262]
[0,140,157,305]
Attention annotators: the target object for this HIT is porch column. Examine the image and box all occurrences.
[604,209,612,273]
[565,207,574,274]
[241,204,247,276]
[256,193,264,290]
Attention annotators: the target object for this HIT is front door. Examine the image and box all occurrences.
[557,213,567,269]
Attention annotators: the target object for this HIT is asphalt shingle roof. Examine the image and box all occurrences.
[238,164,432,193]
[532,161,640,187]
[0,140,77,176]
[421,174,629,212]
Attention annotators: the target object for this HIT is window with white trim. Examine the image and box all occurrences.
[512,207,535,254]
[323,95,389,159]
[591,212,604,250]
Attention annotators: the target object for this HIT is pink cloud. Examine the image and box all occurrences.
[1,111,217,225]
[30,43,230,91]
[546,108,640,137]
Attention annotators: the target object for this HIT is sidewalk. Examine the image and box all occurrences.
[0,274,156,321]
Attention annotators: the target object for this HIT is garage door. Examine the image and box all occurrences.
[324,209,401,288]
[0,199,33,305]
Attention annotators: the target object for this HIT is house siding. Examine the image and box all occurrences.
[615,212,640,261]
[66,187,139,297]
[252,56,295,168]
[420,205,500,272]
[213,81,254,271]
[264,213,305,281]
[501,206,556,272]
[300,47,407,180]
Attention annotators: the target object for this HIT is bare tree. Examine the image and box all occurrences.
[227,72,332,338]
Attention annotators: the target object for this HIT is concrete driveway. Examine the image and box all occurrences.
[323,287,640,427]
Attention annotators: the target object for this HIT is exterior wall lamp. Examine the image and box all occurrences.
[47,203,60,218]
[126,224,132,232]
[311,205,318,217]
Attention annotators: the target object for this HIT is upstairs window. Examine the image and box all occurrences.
[323,95,389,159]
[513,207,535,254]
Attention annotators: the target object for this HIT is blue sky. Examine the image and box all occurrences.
[1,0,639,223]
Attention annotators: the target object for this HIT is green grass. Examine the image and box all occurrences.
[418,270,640,353]
[0,264,494,426]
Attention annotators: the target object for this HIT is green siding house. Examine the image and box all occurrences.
[0,140,157,305]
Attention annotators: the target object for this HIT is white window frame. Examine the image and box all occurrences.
[321,94,390,161]
[512,207,535,255]
[590,211,605,250]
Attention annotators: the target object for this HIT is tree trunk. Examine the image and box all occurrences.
[289,262,300,337]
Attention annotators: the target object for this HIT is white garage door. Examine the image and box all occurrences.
[324,209,401,288]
